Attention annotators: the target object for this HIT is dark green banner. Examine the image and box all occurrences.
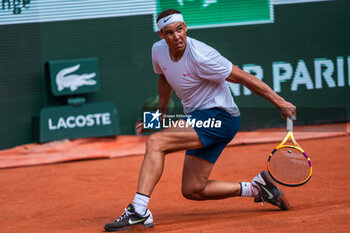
[156,0,272,29]
[0,1,349,150]
[48,57,100,96]
[38,102,120,142]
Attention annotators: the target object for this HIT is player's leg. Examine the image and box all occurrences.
[181,154,242,200]
[137,122,204,196]
[179,108,289,206]
[181,155,291,211]
[180,109,250,200]
[105,120,203,231]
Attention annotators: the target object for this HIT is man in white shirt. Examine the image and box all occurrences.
[104,9,296,232]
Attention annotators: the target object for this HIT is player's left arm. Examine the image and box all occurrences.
[136,74,172,134]
[158,74,173,119]
[226,64,296,120]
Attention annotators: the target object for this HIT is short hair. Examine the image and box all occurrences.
[156,9,181,22]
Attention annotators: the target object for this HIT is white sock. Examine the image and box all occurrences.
[240,182,259,197]
[132,192,150,216]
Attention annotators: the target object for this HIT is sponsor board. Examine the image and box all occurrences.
[0,0,330,28]
[38,102,120,142]
[48,57,100,96]
[228,55,350,96]
[155,0,273,30]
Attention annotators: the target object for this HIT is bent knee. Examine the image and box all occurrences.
[181,186,205,200]
[146,133,163,152]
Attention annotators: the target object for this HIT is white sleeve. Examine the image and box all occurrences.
[152,44,163,75]
[192,45,232,83]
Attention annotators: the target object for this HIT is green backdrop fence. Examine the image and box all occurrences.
[0,0,349,149]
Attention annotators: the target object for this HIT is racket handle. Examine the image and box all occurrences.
[287,117,294,132]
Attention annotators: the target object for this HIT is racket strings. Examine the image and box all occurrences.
[269,147,310,184]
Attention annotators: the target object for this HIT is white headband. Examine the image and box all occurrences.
[157,13,184,30]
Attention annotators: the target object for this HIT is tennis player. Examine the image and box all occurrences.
[104,9,296,232]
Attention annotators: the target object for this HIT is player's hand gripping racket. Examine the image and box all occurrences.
[267,117,312,186]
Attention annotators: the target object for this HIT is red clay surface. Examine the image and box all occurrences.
[1,136,349,233]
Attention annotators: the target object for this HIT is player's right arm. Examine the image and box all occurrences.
[226,64,296,120]
[158,74,173,118]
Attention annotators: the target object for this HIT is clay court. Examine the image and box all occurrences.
[1,133,349,233]
[1,1,349,232]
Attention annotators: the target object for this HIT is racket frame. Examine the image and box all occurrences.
[267,119,312,186]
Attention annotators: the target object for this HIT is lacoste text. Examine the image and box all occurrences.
[48,113,111,130]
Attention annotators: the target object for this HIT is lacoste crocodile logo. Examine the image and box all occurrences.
[56,64,96,92]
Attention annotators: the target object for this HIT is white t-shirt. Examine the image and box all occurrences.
[152,37,240,116]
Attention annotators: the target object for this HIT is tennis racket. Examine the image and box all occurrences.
[267,117,312,186]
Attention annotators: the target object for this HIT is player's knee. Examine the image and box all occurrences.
[181,185,204,200]
[146,133,163,153]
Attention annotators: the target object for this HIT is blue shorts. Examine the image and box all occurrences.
[184,108,240,164]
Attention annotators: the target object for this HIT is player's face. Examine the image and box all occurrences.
[158,22,187,55]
